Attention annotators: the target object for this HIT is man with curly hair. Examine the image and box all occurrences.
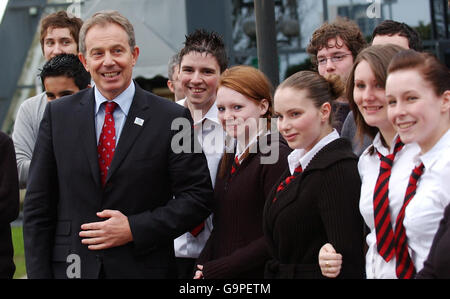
[307,17,367,133]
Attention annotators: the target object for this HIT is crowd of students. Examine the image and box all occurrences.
[0,8,448,279]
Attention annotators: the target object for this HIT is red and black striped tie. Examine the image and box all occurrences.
[230,156,240,176]
[273,165,303,202]
[373,137,404,262]
[395,163,425,279]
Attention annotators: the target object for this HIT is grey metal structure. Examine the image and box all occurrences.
[0,0,46,132]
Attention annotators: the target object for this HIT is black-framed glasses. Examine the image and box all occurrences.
[317,53,352,65]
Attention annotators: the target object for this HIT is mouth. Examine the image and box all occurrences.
[396,121,416,130]
[102,71,121,79]
[363,105,383,113]
[189,87,206,94]
[283,133,298,141]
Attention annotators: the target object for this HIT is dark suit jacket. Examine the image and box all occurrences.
[23,83,213,279]
[263,138,365,279]
[0,131,20,278]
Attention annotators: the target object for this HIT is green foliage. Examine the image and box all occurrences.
[11,226,26,279]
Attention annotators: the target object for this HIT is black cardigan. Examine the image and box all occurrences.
[263,138,365,279]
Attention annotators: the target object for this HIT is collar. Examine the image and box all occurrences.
[95,80,135,116]
[415,128,450,169]
[287,129,339,175]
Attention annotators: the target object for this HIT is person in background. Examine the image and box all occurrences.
[12,10,83,189]
[0,131,19,278]
[318,44,417,279]
[167,53,185,102]
[194,65,291,279]
[386,50,450,278]
[341,19,422,156]
[265,70,364,279]
[174,29,227,279]
[40,54,91,101]
[306,17,366,133]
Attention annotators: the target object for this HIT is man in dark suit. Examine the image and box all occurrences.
[23,10,213,279]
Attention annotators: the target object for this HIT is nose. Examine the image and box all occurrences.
[103,52,115,67]
[363,86,375,101]
[53,43,63,55]
[191,71,203,84]
[325,59,336,72]
[277,117,290,133]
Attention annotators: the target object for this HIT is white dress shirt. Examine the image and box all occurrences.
[94,81,135,146]
[174,99,224,258]
[359,133,421,278]
[404,128,450,272]
[287,129,340,175]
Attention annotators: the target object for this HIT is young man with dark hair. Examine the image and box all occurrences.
[174,29,228,278]
[40,53,91,101]
[306,17,367,133]
[12,11,83,188]
[371,20,422,51]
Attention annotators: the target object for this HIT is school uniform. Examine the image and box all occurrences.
[196,132,291,278]
[359,133,421,278]
[263,130,365,279]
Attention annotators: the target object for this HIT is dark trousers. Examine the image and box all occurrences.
[175,257,196,279]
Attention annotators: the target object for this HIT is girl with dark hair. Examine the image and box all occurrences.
[264,70,365,279]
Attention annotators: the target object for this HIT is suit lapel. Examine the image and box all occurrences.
[77,88,102,188]
[105,85,150,183]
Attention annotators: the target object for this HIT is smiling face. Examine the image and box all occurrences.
[274,87,331,151]
[78,22,139,100]
[386,69,450,153]
[180,51,221,113]
[353,60,391,132]
[216,86,268,142]
[43,27,78,61]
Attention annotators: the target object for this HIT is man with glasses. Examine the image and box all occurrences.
[307,17,366,133]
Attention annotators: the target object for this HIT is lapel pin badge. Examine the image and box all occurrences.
[134,117,144,126]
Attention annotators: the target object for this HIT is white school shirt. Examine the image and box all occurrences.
[404,128,450,272]
[359,133,420,278]
[287,129,340,175]
[174,99,224,258]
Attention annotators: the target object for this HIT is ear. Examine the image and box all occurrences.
[441,90,450,114]
[167,80,175,93]
[259,98,270,116]
[131,45,140,66]
[78,52,89,73]
[320,102,332,122]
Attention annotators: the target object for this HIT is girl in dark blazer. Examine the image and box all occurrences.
[264,71,365,279]
[0,131,20,278]
[194,66,291,279]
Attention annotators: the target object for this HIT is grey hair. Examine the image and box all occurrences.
[168,53,180,80]
[79,10,136,55]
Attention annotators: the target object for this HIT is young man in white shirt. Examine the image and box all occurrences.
[174,29,228,278]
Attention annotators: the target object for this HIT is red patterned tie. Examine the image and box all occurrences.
[273,165,303,202]
[98,101,117,186]
[373,137,404,262]
[395,163,424,279]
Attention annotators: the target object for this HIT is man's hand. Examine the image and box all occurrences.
[80,210,133,250]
